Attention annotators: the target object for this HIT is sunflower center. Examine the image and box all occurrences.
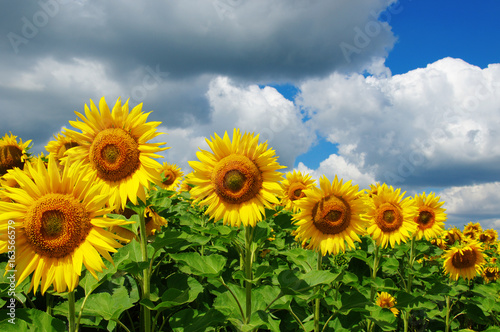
[0,145,24,175]
[24,193,92,258]
[312,195,351,235]
[451,249,477,269]
[162,170,176,186]
[89,128,140,182]
[213,154,263,204]
[289,183,307,201]
[375,203,403,232]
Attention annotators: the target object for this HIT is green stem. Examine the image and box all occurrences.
[403,237,416,332]
[314,251,322,332]
[68,290,76,332]
[220,277,246,322]
[368,243,381,332]
[139,206,151,332]
[244,225,255,324]
[445,295,451,332]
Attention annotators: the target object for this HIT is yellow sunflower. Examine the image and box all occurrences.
[280,170,316,213]
[0,132,32,175]
[158,161,184,191]
[365,184,418,248]
[482,266,500,284]
[443,241,486,281]
[0,155,131,294]
[45,131,79,166]
[413,192,446,241]
[64,97,168,209]
[188,129,285,227]
[375,292,399,317]
[145,206,168,235]
[463,222,482,240]
[293,175,367,256]
[479,229,498,245]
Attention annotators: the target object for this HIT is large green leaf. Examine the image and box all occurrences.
[170,252,227,277]
[170,308,226,332]
[151,273,203,310]
[0,308,66,332]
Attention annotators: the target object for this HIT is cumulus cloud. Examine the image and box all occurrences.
[297,57,500,188]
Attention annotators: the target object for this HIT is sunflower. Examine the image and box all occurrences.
[463,222,482,240]
[188,129,284,227]
[64,97,168,209]
[280,170,316,213]
[158,162,183,191]
[375,292,399,317]
[45,131,79,166]
[293,175,367,256]
[443,241,486,281]
[0,132,32,175]
[478,229,498,245]
[145,206,168,235]
[413,192,446,241]
[482,266,500,284]
[0,155,131,294]
[365,184,418,248]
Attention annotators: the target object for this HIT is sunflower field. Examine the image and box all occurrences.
[1,97,500,332]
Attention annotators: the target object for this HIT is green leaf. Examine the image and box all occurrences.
[170,308,226,332]
[170,252,227,277]
[151,230,210,252]
[0,308,66,332]
[152,273,203,310]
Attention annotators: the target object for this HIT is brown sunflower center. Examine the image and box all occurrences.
[288,183,307,201]
[213,154,263,204]
[312,195,351,235]
[162,170,176,186]
[24,193,92,258]
[375,202,403,232]
[415,208,435,230]
[89,128,140,182]
[451,248,477,269]
[0,145,24,175]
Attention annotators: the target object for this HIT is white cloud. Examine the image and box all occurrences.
[297,57,500,187]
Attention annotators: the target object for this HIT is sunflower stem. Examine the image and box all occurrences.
[368,242,381,332]
[445,295,451,332]
[403,237,416,332]
[68,290,76,332]
[244,225,255,325]
[314,251,322,332]
[138,206,152,332]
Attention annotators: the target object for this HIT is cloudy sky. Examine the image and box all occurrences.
[1,0,499,232]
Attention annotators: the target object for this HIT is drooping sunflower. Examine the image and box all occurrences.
[158,161,184,191]
[463,222,482,240]
[280,170,316,213]
[64,97,168,209]
[443,241,486,281]
[0,155,131,294]
[293,175,368,256]
[145,206,168,235]
[478,229,498,246]
[482,266,500,284]
[413,192,446,241]
[365,183,418,248]
[45,131,79,166]
[0,132,32,175]
[188,129,285,227]
[375,292,399,317]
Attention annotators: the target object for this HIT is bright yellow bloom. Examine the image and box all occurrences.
[145,206,168,235]
[463,222,482,240]
[413,192,446,240]
[443,241,486,281]
[280,170,316,213]
[482,266,500,284]
[365,184,418,248]
[0,155,131,294]
[65,97,168,209]
[293,175,368,256]
[45,131,79,166]
[479,229,498,245]
[0,132,32,175]
[158,162,184,191]
[188,129,284,227]
[375,292,399,317]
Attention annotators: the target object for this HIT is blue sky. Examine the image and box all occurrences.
[1,0,499,232]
